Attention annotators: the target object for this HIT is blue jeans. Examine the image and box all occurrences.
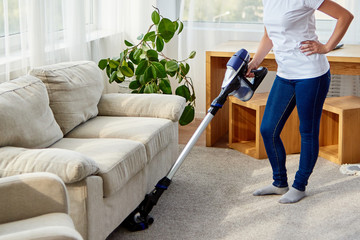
[260,70,331,191]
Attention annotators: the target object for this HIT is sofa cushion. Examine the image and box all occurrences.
[98,93,186,122]
[0,147,99,184]
[0,213,83,240]
[0,76,63,148]
[50,138,147,197]
[29,61,104,135]
[65,116,177,161]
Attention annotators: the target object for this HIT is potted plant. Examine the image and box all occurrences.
[98,7,196,125]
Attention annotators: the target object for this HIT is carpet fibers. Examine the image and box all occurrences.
[107,146,360,240]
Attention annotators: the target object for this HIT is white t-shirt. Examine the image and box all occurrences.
[263,0,330,79]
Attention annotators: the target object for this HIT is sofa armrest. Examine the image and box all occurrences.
[0,172,69,224]
[98,93,186,122]
[0,146,99,184]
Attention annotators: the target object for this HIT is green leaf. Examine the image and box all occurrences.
[109,71,117,83]
[150,65,157,79]
[124,40,134,47]
[152,82,159,93]
[134,49,143,60]
[165,60,178,72]
[168,71,176,77]
[176,85,191,101]
[137,34,144,40]
[116,70,124,79]
[120,66,134,77]
[144,31,156,42]
[156,36,164,52]
[119,51,125,62]
[189,51,196,59]
[151,10,160,25]
[180,63,190,75]
[158,18,176,41]
[144,66,154,83]
[152,62,166,78]
[106,65,111,78]
[114,76,124,83]
[128,61,135,73]
[159,78,172,94]
[135,60,148,75]
[160,59,167,66]
[98,59,108,70]
[139,75,146,86]
[147,49,159,61]
[129,50,137,64]
[109,59,119,69]
[178,21,184,35]
[129,80,141,90]
[144,84,155,93]
[121,59,128,67]
[179,105,195,126]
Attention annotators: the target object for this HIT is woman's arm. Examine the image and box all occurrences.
[300,0,354,56]
[246,27,273,77]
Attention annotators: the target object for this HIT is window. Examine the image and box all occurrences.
[181,0,346,42]
[182,0,345,23]
[0,0,102,81]
[0,0,95,38]
[182,0,263,23]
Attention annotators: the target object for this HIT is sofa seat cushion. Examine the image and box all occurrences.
[0,213,83,240]
[0,76,63,148]
[65,116,177,160]
[50,138,147,197]
[0,147,99,184]
[29,61,104,135]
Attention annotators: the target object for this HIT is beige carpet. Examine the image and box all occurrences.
[107,146,360,240]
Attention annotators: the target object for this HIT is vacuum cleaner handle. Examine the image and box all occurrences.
[250,67,268,91]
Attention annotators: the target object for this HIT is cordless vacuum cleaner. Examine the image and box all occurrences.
[122,48,268,231]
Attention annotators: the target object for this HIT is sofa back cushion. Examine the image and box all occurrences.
[29,61,104,135]
[0,76,63,148]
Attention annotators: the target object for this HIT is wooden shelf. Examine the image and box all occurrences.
[319,96,360,165]
[228,93,301,159]
[229,141,257,157]
[319,145,339,163]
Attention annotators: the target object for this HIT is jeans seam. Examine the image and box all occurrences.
[272,93,295,187]
[294,78,322,191]
[311,79,321,167]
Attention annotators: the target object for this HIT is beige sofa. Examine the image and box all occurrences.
[0,61,186,240]
[0,172,83,240]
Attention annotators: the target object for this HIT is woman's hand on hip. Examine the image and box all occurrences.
[300,40,330,56]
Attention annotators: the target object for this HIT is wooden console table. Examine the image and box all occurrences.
[206,41,360,147]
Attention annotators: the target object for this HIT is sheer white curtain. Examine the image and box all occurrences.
[0,0,156,83]
[343,0,360,44]
[179,0,360,115]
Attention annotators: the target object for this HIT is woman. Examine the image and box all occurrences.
[247,0,353,203]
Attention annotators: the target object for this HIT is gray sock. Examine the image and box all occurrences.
[253,184,289,196]
[279,187,306,204]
